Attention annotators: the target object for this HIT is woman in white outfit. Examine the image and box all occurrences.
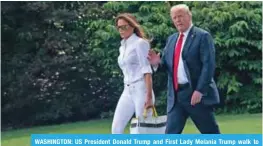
[111,13,155,134]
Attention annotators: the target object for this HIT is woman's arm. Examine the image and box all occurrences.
[144,73,153,108]
[135,39,154,109]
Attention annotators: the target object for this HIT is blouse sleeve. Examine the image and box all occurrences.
[135,39,152,74]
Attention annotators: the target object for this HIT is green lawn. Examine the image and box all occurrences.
[2,114,262,146]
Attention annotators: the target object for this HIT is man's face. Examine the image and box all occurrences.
[171,8,191,33]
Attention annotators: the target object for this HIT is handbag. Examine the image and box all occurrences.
[129,107,167,134]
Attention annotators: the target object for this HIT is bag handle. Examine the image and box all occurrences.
[143,106,158,118]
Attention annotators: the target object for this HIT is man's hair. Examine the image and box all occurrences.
[170,4,192,17]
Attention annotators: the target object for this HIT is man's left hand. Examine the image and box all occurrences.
[191,91,203,106]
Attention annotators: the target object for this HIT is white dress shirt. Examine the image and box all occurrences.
[118,33,152,84]
[176,24,193,84]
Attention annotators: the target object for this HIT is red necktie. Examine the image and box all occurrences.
[173,33,184,91]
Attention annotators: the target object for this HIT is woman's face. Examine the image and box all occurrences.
[117,19,134,39]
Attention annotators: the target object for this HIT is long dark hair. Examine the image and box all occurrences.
[115,13,148,40]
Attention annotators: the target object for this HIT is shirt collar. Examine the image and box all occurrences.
[181,23,193,38]
[121,33,138,46]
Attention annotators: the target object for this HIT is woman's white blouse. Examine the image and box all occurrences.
[118,33,152,84]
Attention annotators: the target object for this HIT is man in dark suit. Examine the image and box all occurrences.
[148,4,221,134]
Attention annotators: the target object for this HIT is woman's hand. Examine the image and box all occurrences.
[144,94,153,109]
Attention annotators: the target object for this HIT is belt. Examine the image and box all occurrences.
[178,83,189,91]
[125,79,144,86]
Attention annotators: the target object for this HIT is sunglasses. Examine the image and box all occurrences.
[116,25,130,31]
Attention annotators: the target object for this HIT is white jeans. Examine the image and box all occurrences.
[111,80,155,134]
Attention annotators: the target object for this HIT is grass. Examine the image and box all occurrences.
[1,114,262,146]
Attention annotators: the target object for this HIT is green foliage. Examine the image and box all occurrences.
[193,1,262,113]
[2,1,120,129]
[91,1,262,114]
[1,1,262,129]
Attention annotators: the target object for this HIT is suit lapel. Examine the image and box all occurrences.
[182,26,195,59]
[166,26,196,70]
[167,34,178,68]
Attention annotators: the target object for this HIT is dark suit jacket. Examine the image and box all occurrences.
[160,26,220,113]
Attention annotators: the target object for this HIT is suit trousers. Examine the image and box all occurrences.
[165,84,220,134]
[111,80,155,134]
